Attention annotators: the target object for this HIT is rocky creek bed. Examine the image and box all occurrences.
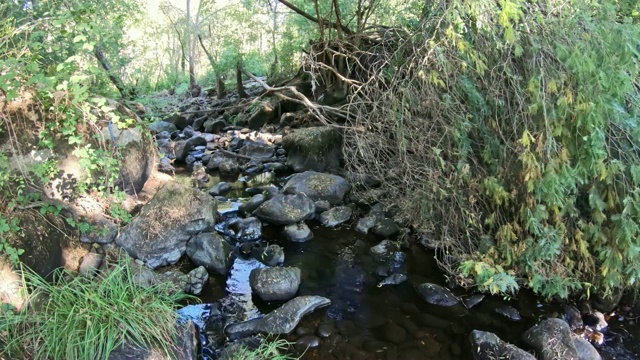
[151,118,640,359]
[28,117,640,360]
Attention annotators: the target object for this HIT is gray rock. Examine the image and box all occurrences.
[494,305,522,321]
[225,296,331,340]
[469,330,536,360]
[463,294,485,309]
[355,216,377,234]
[187,136,207,148]
[174,140,192,162]
[79,252,104,278]
[228,217,262,242]
[108,320,198,360]
[254,244,285,266]
[372,218,400,237]
[416,283,460,307]
[283,222,314,242]
[370,240,395,258]
[148,121,178,134]
[254,194,315,225]
[296,335,320,349]
[79,215,118,244]
[116,183,216,269]
[246,184,280,199]
[164,113,188,130]
[107,125,156,195]
[186,266,209,295]
[572,335,602,360]
[157,270,189,293]
[281,127,342,172]
[563,305,584,330]
[185,232,232,275]
[522,318,579,360]
[209,182,232,196]
[205,152,226,171]
[219,158,239,176]
[314,200,331,213]
[203,118,227,133]
[283,171,350,205]
[378,273,408,287]
[250,267,301,301]
[319,206,353,227]
[239,141,275,160]
[263,162,288,173]
[240,194,267,215]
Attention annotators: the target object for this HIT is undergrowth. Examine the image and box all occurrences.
[0,260,193,359]
[323,0,640,299]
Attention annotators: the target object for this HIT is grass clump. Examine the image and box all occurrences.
[227,337,301,360]
[0,260,193,359]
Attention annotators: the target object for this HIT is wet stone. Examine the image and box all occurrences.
[228,217,262,242]
[249,266,301,302]
[253,244,285,266]
[317,322,335,338]
[463,294,485,309]
[295,326,314,336]
[563,305,583,330]
[319,206,353,227]
[372,218,400,238]
[416,283,460,307]
[296,335,321,349]
[239,194,267,215]
[314,200,331,213]
[494,305,522,321]
[209,181,232,196]
[283,222,314,243]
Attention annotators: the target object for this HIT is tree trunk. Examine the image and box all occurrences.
[216,74,226,99]
[186,0,196,90]
[197,34,225,99]
[236,61,248,99]
[94,47,135,100]
[269,0,279,75]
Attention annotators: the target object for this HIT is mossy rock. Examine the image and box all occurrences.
[282,126,342,172]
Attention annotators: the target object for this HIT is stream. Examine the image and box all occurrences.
[173,172,640,360]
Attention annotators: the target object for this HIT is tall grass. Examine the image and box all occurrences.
[227,337,302,360]
[0,260,193,359]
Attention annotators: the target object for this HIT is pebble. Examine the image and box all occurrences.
[317,322,335,338]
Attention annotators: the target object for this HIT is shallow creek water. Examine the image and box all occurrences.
[174,172,640,360]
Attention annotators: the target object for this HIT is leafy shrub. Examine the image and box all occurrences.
[339,0,640,298]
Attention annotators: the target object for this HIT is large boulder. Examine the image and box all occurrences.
[116,183,217,269]
[6,210,66,278]
[104,124,156,195]
[225,296,331,340]
[2,102,154,200]
[521,318,579,360]
[253,194,315,225]
[283,171,350,205]
[469,330,536,360]
[185,232,232,275]
[281,127,342,172]
[249,267,301,302]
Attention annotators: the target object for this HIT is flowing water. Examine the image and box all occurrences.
[174,172,640,360]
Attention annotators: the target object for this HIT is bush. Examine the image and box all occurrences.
[333,0,640,298]
[0,260,193,359]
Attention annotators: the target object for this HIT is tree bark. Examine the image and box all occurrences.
[236,60,248,99]
[93,47,135,99]
[186,0,196,90]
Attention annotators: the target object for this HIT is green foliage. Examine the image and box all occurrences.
[344,0,640,299]
[0,216,23,265]
[0,260,193,359]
